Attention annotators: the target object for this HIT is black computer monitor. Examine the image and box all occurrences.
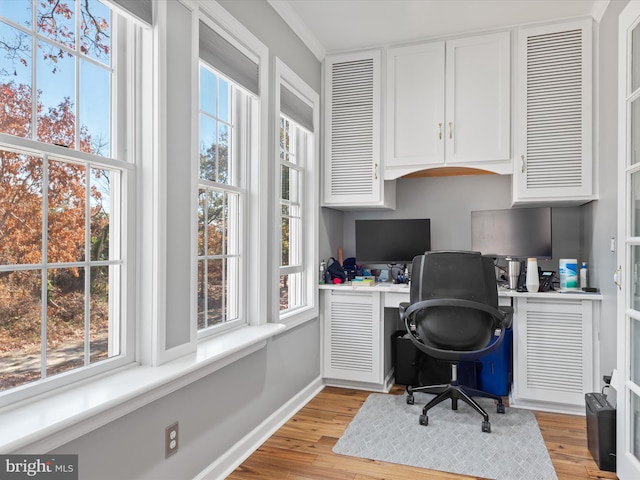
[471,207,552,259]
[355,219,431,264]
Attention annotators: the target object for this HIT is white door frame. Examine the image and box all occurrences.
[617,2,640,478]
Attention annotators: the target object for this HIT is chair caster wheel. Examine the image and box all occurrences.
[497,403,505,414]
[406,395,414,405]
[419,414,428,426]
[482,421,491,433]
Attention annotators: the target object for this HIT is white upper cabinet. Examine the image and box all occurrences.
[385,31,511,179]
[513,19,594,205]
[446,33,511,165]
[386,42,446,172]
[323,50,396,209]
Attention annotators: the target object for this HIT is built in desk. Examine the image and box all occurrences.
[319,283,602,415]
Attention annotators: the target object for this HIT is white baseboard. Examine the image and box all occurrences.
[323,376,393,393]
[509,396,586,416]
[194,376,324,480]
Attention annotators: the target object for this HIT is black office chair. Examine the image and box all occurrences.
[399,251,513,433]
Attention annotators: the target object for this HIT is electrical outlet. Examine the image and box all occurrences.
[165,422,179,458]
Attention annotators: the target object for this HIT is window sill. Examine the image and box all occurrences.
[0,323,286,453]
[278,304,318,330]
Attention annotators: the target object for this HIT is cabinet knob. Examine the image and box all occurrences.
[521,155,526,173]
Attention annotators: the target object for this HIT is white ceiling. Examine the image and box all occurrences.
[269,0,608,60]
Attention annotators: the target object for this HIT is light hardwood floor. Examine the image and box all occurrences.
[228,385,619,480]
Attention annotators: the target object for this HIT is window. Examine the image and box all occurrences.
[197,65,245,333]
[197,15,264,337]
[278,116,306,312]
[0,0,113,154]
[0,0,133,404]
[275,59,319,323]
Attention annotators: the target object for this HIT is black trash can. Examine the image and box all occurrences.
[585,392,616,472]
[391,330,421,385]
[391,330,478,388]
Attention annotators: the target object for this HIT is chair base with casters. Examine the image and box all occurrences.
[405,362,505,433]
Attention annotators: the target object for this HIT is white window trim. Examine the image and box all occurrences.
[195,70,247,338]
[273,58,319,327]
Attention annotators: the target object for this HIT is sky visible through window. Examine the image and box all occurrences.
[0,0,112,156]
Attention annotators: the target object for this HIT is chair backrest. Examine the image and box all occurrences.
[409,251,498,352]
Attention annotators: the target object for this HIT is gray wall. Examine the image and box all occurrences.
[54,324,318,479]
[165,0,193,349]
[217,0,320,93]
[320,206,345,263]
[51,1,322,478]
[342,174,583,276]
[592,0,629,397]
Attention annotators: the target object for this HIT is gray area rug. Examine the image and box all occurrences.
[333,392,558,480]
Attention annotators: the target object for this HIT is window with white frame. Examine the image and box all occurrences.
[276,59,318,322]
[197,66,241,332]
[0,0,135,403]
[278,115,306,312]
[197,18,259,335]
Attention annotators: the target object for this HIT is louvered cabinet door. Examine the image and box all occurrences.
[513,296,595,409]
[323,50,384,207]
[514,19,594,204]
[322,290,382,384]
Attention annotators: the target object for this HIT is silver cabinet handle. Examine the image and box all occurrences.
[521,155,526,173]
[438,122,442,140]
[374,163,378,180]
[449,122,453,140]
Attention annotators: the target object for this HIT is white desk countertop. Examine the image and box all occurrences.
[319,282,602,301]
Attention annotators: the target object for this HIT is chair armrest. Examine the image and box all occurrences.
[399,302,410,321]
[499,305,514,329]
[404,298,503,324]
[402,298,509,362]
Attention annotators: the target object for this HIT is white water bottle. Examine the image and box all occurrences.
[526,258,539,293]
[580,262,588,289]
